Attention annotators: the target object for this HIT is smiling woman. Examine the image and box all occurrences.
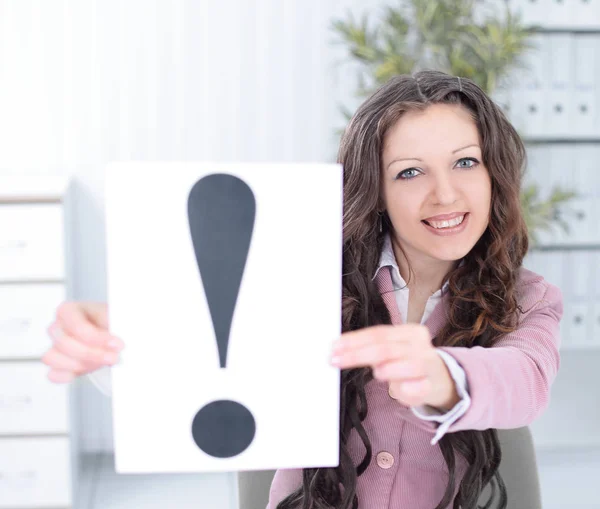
[38,68,561,509]
[268,70,563,509]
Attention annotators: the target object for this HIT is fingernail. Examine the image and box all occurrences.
[330,355,342,366]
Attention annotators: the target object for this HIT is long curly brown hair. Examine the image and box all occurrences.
[277,70,529,509]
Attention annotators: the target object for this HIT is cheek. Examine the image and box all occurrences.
[472,195,492,234]
[384,186,423,222]
[465,174,492,213]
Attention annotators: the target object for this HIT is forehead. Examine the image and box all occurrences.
[383,103,480,156]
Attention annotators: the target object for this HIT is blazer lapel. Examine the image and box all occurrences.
[375,265,448,341]
[375,266,402,325]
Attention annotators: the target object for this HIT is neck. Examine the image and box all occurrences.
[391,237,456,297]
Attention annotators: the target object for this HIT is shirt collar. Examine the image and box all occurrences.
[373,234,400,281]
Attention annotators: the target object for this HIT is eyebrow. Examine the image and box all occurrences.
[452,143,480,153]
[386,144,480,170]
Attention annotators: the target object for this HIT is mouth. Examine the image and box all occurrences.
[421,213,469,235]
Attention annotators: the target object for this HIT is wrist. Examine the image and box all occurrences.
[424,354,460,411]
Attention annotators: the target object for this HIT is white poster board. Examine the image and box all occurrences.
[104,162,342,474]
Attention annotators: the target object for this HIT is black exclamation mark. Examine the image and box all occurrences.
[188,173,256,458]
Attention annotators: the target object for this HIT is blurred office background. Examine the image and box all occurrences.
[0,0,599,508]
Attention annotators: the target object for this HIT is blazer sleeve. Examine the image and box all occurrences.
[389,277,562,436]
[439,279,563,432]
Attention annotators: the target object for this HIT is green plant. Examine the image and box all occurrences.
[520,184,578,246]
[331,0,577,246]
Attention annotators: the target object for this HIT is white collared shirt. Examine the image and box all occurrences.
[374,234,471,445]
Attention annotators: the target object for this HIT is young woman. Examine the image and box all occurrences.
[44,70,562,509]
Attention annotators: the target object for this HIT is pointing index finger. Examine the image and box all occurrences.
[333,324,425,352]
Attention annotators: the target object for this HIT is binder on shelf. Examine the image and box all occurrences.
[573,0,600,30]
[594,251,600,300]
[565,251,593,301]
[515,0,542,28]
[525,251,564,292]
[572,144,600,194]
[548,145,575,245]
[572,35,599,138]
[593,201,600,246]
[563,302,593,347]
[543,251,566,296]
[507,65,525,134]
[514,0,600,31]
[592,301,600,347]
[546,0,573,29]
[526,145,556,246]
[589,253,600,348]
[588,251,600,347]
[547,34,575,138]
[561,144,597,245]
[491,86,512,120]
[560,198,594,245]
[514,34,547,138]
[595,38,600,136]
[523,145,546,187]
[568,198,596,246]
[527,251,571,347]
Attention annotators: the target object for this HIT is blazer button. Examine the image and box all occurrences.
[376,451,394,469]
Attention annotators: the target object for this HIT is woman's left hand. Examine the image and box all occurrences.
[331,324,459,410]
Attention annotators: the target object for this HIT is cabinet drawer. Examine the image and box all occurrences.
[0,363,69,435]
[0,204,65,281]
[0,284,65,359]
[592,301,600,347]
[0,436,71,508]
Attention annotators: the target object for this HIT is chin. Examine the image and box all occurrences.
[426,244,474,262]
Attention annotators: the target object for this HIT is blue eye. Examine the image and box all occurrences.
[395,158,479,180]
[396,168,421,180]
[456,157,479,168]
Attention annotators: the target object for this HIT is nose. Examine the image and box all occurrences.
[431,172,458,206]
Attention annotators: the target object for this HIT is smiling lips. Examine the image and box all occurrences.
[422,212,467,229]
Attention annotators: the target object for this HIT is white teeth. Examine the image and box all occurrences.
[427,215,465,229]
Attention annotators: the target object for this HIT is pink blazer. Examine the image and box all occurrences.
[266,267,563,509]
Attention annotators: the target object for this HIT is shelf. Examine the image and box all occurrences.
[532,27,600,35]
[559,343,600,352]
[0,176,70,202]
[529,243,600,252]
[0,278,65,285]
[0,357,45,364]
[524,137,600,144]
[0,431,68,439]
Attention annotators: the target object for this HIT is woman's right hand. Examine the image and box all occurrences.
[43,302,124,384]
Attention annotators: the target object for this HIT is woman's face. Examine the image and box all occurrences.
[381,103,492,264]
